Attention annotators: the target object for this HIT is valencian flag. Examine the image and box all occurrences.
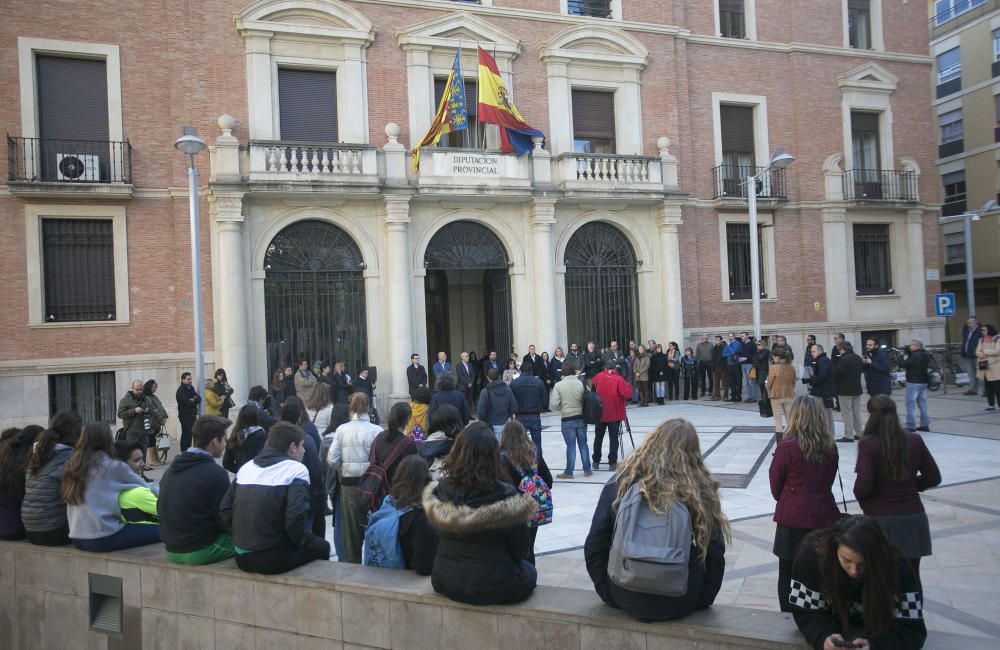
[412,49,468,172]
[477,46,544,155]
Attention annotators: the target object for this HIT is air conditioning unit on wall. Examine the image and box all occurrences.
[56,153,99,181]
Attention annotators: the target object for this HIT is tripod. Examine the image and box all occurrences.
[618,415,635,455]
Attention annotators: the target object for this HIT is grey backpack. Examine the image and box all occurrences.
[608,483,692,597]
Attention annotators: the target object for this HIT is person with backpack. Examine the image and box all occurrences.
[499,420,553,565]
[0,425,44,540]
[363,455,438,574]
[592,360,632,471]
[418,404,462,480]
[423,421,538,606]
[477,368,519,439]
[584,418,730,622]
[357,403,418,523]
[789,516,927,650]
[21,412,82,546]
[220,422,330,574]
[768,396,842,612]
[405,386,431,441]
[223,404,267,473]
[62,422,162,552]
[328,392,382,563]
[550,361,593,480]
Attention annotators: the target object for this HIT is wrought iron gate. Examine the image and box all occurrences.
[564,222,640,348]
[424,221,513,358]
[263,220,368,376]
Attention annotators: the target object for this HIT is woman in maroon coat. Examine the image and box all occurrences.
[769,395,842,612]
[854,395,941,586]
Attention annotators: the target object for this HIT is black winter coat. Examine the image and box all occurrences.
[863,348,893,396]
[428,389,471,426]
[650,352,669,381]
[423,479,537,605]
[222,426,267,474]
[807,354,836,398]
[158,450,230,553]
[398,507,438,575]
[583,351,603,378]
[833,352,864,396]
[175,384,201,418]
[477,381,518,426]
[584,480,726,622]
[901,349,931,384]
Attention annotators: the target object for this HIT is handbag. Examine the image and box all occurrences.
[822,396,835,409]
[749,367,757,380]
[979,359,989,371]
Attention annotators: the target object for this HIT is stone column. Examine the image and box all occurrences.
[659,202,685,344]
[243,31,274,140]
[211,191,249,405]
[821,206,851,321]
[404,46,433,150]
[531,198,558,354]
[905,208,928,318]
[339,44,370,144]
[543,57,572,155]
[385,195,414,401]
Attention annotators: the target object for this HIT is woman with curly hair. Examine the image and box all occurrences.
[423,421,538,606]
[584,418,730,621]
[769,395,842,612]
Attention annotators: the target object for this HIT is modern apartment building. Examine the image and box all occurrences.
[1,0,941,429]
[929,0,1000,336]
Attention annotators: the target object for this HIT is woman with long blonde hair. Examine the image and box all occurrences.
[769,395,842,612]
[584,418,730,621]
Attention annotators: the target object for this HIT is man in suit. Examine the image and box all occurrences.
[432,351,452,389]
[456,351,474,409]
[566,343,584,368]
[521,345,541,372]
[602,340,626,377]
[406,353,427,398]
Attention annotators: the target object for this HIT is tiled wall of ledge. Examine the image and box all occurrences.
[0,540,992,650]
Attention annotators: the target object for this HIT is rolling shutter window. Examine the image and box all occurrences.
[433,78,478,147]
[278,68,338,142]
[720,105,754,155]
[572,90,615,142]
[42,219,115,322]
[36,55,109,141]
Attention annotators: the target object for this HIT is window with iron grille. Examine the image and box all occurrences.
[942,170,966,217]
[49,372,117,422]
[434,78,481,148]
[568,0,612,18]
[42,219,115,322]
[278,68,337,142]
[861,329,897,349]
[726,223,766,300]
[848,0,871,49]
[719,0,746,39]
[572,89,616,154]
[853,224,892,295]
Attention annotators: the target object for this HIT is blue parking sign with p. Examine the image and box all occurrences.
[935,293,956,317]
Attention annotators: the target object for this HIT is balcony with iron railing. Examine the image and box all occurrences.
[841,169,917,203]
[6,136,133,197]
[929,0,998,39]
[711,165,789,202]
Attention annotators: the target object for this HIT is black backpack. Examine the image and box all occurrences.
[581,379,603,425]
[353,435,412,528]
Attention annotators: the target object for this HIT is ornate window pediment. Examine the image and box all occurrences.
[838,62,899,95]
[395,12,521,57]
[539,24,648,69]
[237,0,374,42]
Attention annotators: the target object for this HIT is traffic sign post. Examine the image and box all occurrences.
[935,293,956,394]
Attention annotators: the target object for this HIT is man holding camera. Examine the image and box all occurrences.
[118,380,153,467]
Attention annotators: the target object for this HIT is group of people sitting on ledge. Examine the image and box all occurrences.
[0,392,935,648]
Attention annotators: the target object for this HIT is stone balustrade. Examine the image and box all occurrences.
[248,141,378,181]
[1,540,990,650]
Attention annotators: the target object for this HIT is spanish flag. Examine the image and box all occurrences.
[412,49,469,172]
[476,47,544,155]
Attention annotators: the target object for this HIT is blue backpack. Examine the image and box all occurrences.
[362,495,412,569]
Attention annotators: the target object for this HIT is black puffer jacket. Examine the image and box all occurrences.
[584,480,726,622]
[21,444,73,533]
[219,446,318,553]
[901,348,932,385]
[423,479,537,605]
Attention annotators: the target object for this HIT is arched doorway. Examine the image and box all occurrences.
[564,222,640,347]
[423,221,513,364]
[263,220,368,376]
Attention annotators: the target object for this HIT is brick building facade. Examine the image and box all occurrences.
[1,0,942,430]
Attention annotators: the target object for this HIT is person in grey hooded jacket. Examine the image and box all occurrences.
[476,368,518,438]
[21,411,82,546]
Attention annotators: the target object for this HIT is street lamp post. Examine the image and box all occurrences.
[747,148,795,340]
[174,127,208,415]
[939,199,999,318]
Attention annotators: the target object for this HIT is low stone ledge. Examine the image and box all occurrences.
[1,540,992,650]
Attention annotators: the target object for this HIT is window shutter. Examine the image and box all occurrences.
[720,105,754,155]
[572,90,615,140]
[278,68,337,141]
[36,56,109,141]
[434,78,477,121]
[42,219,115,322]
[851,111,879,133]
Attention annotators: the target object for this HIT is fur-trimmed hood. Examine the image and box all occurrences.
[422,480,536,536]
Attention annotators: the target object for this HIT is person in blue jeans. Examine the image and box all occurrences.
[510,362,548,460]
[62,422,162,552]
[900,340,932,432]
[549,362,592,479]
